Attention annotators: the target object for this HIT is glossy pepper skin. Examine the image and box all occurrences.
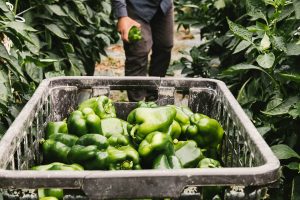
[67,145,99,164]
[198,158,223,199]
[138,131,181,169]
[174,140,203,168]
[107,145,141,170]
[137,101,158,108]
[99,118,131,147]
[48,133,78,147]
[45,121,68,138]
[76,134,108,150]
[153,154,182,169]
[128,106,176,143]
[68,133,109,170]
[186,113,224,155]
[78,96,116,119]
[33,162,83,200]
[67,107,101,137]
[42,140,71,164]
[166,120,182,140]
[198,158,221,168]
[128,26,142,43]
[167,105,193,135]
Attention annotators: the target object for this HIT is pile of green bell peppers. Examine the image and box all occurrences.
[38,96,225,198]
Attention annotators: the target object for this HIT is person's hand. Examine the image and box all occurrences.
[117,16,141,42]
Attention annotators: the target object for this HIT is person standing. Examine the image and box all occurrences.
[111,0,174,102]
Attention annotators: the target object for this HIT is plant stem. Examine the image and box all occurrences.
[14,0,19,15]
[16,6,37,16]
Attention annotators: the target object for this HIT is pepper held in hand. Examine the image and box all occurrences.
[128,26,142,43]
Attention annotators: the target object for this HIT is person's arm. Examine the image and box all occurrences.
[111,0,128,18]
[111,0,141,42]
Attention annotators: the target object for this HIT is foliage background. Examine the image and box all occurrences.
[174,0,300,199]
[0,0,117,137]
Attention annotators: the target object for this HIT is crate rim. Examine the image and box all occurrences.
[0,76,280,189]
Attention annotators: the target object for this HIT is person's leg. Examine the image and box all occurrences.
[124,5,153,102]
[147,7,174,101]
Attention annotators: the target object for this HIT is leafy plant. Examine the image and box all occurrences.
[15,0,118,76]
[0,0,118,138]
[176,0,300,198]
[0,1,37,137]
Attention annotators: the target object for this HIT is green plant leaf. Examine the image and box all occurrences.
[233,40,252,54]
[24,62,43,83]
[47,4,68,16]
[256,52,275,68]
[45,70,65,78]
[278,72,300,83]
[271,144,300,160]
[257,126,271,136]
[262,96,299,116]
[73,0,88,16]
[227,18,253,43]
[222,63,266,75]
[44,24,69,39]
[260,33,271,50]
[246,0,267,21]
[294,0,300,19]
[271,36,287,52]
[214,0,226,10]
[0,1,10,12]
[287,43,300,56]
[5,21,37,32]
[0,43,11,61]
[286,162,300,171]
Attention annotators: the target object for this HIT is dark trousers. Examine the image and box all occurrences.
[124,5,174,102]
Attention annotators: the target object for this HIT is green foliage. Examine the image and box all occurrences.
[16,0,118,76]
[175,0,300,198]
[0,0,117,138]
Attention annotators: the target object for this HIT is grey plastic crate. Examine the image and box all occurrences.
[0,76,280,199]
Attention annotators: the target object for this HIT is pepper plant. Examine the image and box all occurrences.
[174,0,300,199]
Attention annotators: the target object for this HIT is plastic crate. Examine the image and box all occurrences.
[0,76,280,199]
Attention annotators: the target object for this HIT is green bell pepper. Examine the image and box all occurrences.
[76,134,108,150]
[67,145,98,164]
[83,151,109,170]
[166,120,182,140]
[42,140,71,164]
[138,131,179,168]
[128,106,176,142]
[45,121,68,138]
[186,113,224,157]
[38,189,63,200]
[67,108,101,137]
[174,140,203,168]
[198,158,221,168]
[39,197,59,200]
[138,131,173,158]
[137,101,158,108]
[153,154,182,169]
[78,96,116,119]
[128,26,142,43]
[70,134,109,170]
[33,162,84,200]
[107,145,141,170]
[99,118,131,147]
[198,158,223,199]
[167,105,193,135]
[48,133,78,147]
